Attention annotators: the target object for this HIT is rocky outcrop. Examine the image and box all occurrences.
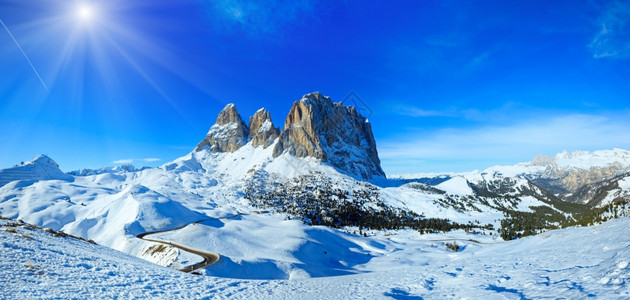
[272,92,385,180]
[248,108,280,148]
[195,104,248,153]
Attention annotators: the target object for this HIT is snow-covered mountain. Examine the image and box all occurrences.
[195,92,384,180]
[524,150,630,205]
[0,92,629,296]
[395,148,630,208]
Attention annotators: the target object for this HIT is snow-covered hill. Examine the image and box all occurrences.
[2,215,628,298]
[0,155,72,188]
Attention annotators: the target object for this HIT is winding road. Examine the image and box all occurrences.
[136,214,241,273]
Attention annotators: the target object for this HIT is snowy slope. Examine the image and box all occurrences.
[0,146,587,275]
[2,215,628,298]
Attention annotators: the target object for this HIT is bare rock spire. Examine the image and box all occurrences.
[272,92,385,180]
[195,103,248,153]
[248,108,280,148]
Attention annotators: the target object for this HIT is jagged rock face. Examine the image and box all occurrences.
[565,173,630,207]
[557,167,620,192]
[273,99,325,159]
[194,93,386,180]
[195,104,248,153]
[273,92,385,180]
[248,108,280,148]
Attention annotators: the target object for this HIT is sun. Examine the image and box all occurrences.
[78,4,94,21]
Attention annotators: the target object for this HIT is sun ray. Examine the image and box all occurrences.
[100,30,187,118]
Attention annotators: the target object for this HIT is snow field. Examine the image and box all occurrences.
[2,217,629,298]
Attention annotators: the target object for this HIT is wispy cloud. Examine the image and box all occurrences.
[388,102,524,121]
[589,1,630,59]
[113,159,133,164]
[467,51,491,68]
[379,113,630,173]
[205,0,320,35]
[113,158,160,165]
[392,104,452,117]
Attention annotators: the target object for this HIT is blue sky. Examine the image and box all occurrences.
[1,0,629,174]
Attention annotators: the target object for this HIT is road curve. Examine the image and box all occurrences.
[140,235,219,273]
[136,214,241,273]
[425,238,501,245]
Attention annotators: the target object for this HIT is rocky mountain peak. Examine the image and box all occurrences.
[272,92,385,180]
[194,92,386,180]
[214,103,243,126]
[195,103,248,153]
[531,154,556,167]
[248,108,280,148]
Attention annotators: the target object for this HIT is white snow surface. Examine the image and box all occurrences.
[2,148,630,298]
[436,176,474,195]
[2,216,629,298]
[516,196,549,213]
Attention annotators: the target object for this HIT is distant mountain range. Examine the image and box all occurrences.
[68,165,151,176]
[395,148,630,208]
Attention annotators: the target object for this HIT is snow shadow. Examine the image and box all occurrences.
[486,285,529,300]
[198,218,225,229]
[292,228,377,277]
[203,227,383,279]
[384,288,423,300]
[204,256,289,279]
